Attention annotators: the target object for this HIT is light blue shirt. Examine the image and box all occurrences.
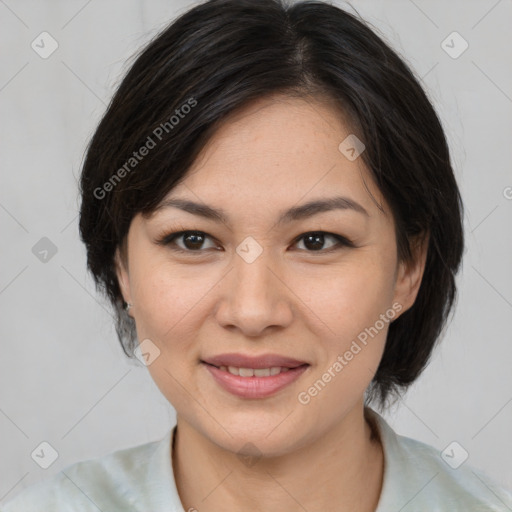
[3,407,512,511]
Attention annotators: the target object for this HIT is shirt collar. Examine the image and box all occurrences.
[364,406,406,511]
[136,424,185,512]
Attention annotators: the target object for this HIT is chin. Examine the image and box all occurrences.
[202,414,307,457]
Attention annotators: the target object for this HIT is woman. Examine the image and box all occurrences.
[3,0,511,510]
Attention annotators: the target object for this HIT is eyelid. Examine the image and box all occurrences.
[155,230,219,251]
[291,231,356,250]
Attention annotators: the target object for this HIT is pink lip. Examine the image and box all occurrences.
[201,352,308,369]
[203,363,309,399]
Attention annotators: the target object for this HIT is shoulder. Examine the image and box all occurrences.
[367,408,512,511]
[395,434,512,510]
[1,436,167,512]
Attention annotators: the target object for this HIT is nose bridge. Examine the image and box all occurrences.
[215,244,292,335]
[234,247,274,300]
[231,232,276,291]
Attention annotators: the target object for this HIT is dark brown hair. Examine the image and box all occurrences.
[78,0,464,410]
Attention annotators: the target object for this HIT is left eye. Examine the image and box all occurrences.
[293,232,352,252]
[157,230,354,253]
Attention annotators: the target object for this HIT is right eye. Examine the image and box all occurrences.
[156,230,220,253]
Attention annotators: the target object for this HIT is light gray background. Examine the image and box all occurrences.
[1,0,511,504]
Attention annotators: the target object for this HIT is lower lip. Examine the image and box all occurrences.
[202,363,309,399]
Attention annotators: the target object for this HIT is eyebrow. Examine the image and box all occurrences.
[154,196,369,226]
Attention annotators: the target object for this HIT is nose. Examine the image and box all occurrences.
[214,249,293,338]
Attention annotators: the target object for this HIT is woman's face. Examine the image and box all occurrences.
[116,95,425,456]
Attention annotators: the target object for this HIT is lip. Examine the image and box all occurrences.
[203,362,310,399]
[201,353,308,369]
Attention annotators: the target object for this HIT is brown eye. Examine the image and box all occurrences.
[158,230,219,252]
[179,232,209,250]
[293,232,354,252]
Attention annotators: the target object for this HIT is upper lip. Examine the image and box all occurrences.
[202,353,309,369]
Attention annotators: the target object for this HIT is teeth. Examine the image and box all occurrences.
[238,367,254,377]
[221,366,291,377]
[228,365,241,376]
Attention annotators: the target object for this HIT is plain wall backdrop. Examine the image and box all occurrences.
[1,0,511,504]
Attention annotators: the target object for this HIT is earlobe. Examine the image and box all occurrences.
[392,233,429,315]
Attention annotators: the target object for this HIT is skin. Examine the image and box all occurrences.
[115,94,427,512]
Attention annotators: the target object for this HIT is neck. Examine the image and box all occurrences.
[172,402,384,512]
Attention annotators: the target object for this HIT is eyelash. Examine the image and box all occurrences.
[155,228,356,254]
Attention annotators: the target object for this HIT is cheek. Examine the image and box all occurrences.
[297,252,397,390]
[129,261,214,407]
[298,253,397,335]
[298,266,395,410]
[129,259,214,341]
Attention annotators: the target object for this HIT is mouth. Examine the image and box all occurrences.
[201,361,310,399]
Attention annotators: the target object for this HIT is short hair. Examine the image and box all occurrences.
[78,0,464,410]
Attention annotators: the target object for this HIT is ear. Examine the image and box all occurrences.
[114,247,132,311]
[392,233,429,315]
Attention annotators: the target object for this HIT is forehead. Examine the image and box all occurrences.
[157,95,386,219]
